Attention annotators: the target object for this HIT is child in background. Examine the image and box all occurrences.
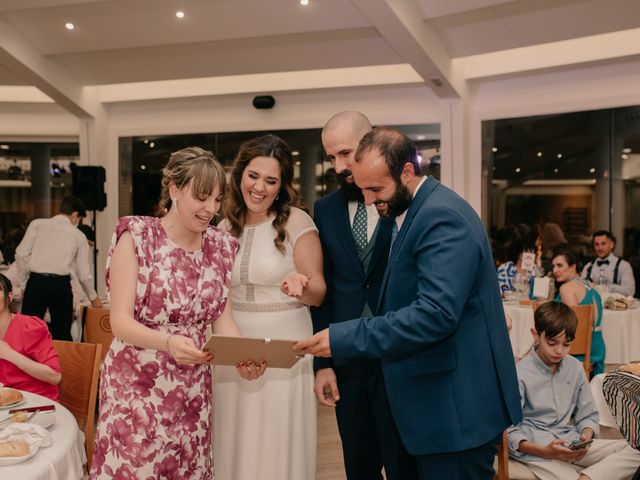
[507,301,640,479]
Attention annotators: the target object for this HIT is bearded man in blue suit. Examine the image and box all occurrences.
[297,127,522,479]
[312,112,417,479]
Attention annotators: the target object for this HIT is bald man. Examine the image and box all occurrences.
[311,112,417,479]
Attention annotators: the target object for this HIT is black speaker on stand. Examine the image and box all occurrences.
[72,166,107,291]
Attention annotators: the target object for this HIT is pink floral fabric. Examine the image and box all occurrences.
[90,216,237,480]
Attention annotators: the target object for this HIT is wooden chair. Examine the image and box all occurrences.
[82,306,112,362]
[53,340,102,467]
[494,303,595,479]
[567,304,594,377]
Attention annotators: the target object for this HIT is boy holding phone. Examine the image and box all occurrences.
[507,301,639,479]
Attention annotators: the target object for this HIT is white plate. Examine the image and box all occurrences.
[0,444,37,465]
[0,389,25,410]
[0,399,25,410]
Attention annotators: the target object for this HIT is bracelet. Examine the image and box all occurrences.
[165,333,174,354]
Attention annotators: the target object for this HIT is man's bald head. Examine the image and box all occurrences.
[322,111,372,142]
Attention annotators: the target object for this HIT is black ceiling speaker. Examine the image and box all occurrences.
[252,95,276,109]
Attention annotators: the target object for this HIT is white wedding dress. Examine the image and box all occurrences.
[213,207,317,480]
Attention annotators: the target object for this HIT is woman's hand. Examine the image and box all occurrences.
[167,335,212,365]
[235,359,266,380]
[280,273,309,298]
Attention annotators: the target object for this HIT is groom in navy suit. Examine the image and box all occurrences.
[311,112,417,479]
[298,127,522,479]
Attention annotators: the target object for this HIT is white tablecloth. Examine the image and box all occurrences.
[505,302,640,364]
[0,390,85,479]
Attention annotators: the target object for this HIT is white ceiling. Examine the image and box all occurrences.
[0,0,639,115]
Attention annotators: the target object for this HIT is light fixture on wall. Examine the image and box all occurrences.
[65,22,75,30]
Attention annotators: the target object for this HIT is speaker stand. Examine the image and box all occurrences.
[91,210,98,292]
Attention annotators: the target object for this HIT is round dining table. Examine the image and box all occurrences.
[504,301,640,364]
[0,390,85,480]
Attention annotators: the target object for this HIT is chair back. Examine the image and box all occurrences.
[52,340,102,467]
[82,306,112,361]
[568,304,594,376]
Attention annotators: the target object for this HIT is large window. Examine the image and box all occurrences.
[118,125,440,218]
[483,106,640,268]
[0,142,77,264]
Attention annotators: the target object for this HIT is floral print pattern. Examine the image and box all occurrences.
[90,216,237,480]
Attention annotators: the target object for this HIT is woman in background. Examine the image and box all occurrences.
[0,272,60,400]
[214,134,326,480]
[90,147,263,480]
[552,247,605,375]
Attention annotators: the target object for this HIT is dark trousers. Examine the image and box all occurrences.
[334,360,418,480]
[415,434,501,480]
[22,273,73,341]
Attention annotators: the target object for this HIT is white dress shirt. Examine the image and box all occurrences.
[15,214,98,300]
[580,253,635,297]
[395,176,427,233]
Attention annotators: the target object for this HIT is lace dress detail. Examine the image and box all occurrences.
[213,207,318,480]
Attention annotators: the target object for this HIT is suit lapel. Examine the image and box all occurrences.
[375,177,439,313]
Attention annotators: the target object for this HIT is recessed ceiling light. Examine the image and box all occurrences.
[537,152,542,157]
[143,139,149,144]
[622,148,632,153]
[515,167,521,173]
[300,0,309,5]
[0,144,9,150]
[554,168,559,173]
[65,22,75,31]
[141,165,147,170]
[416,134,427,141]
[292,151,300,156]
[492,147,498,152]
[176,11,185,18]
[589,168,596,173]
[149,141,155,148]
[557,153,562,159]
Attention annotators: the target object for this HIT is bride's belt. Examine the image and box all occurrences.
[231,300,305,313]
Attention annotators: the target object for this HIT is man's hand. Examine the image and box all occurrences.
[91,297,103,308]
[293,329,331,358]
[314,368,340,407]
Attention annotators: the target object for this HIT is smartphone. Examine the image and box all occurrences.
[568,439,593,450]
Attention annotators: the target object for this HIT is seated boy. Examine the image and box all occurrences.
[507,301,640,480]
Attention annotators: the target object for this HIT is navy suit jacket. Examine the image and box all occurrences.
[330,177,522,455]
[311,189,393,370]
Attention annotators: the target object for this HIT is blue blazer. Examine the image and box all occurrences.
[330,177,522,455]
[311,190,393,370]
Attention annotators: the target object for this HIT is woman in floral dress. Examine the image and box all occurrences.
[90,147,264,480]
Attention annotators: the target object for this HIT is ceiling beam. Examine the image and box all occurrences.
[0,19,96,118]
[351,0,463,98]
[458,27,640,80]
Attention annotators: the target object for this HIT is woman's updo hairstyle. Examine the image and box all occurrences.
[159,146,226,213]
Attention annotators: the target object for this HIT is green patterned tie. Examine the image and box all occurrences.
[352,201,368,252]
